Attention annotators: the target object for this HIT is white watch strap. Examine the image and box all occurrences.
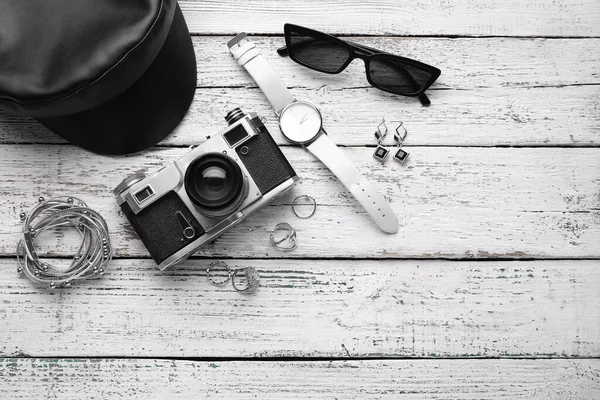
[228,33,398,234]
[307,134,399,233]
[228,34,295,113]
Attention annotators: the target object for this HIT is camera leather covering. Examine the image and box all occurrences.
[237,124,297,193]
[121,191,205,265]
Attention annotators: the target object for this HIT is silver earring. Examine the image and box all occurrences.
[391,121,409,164]
[373,119,390,163]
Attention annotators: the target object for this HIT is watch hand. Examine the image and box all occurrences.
[300,111,317,124]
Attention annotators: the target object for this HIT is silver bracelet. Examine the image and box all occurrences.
[16,196,112,288]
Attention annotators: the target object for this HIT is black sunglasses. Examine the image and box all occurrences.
[277,24,441,106]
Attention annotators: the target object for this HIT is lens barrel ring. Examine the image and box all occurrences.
[184,153,247,217]
[113,172,147,197]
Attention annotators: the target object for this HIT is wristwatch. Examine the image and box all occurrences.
[227,33,398,234]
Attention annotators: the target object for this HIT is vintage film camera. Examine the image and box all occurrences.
[114,108,299,270]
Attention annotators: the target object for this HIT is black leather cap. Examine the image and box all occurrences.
[0,0,196,154]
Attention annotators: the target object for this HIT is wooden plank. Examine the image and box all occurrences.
[2,37,599,146]
[178,0,600,36]
[1,359,600,400]
[1,259,599,358]
[168,85,600,147]
[189,37,600,90]
[0,145,598,259]
[2,359,600,400]
[1,86,599,147]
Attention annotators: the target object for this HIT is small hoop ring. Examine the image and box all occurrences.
[232,267,260,293]
[275,237,297,251]
[292,195,317,219]
[206,261,231,285]
[270,223,297,251]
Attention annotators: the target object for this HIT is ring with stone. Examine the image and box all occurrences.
[231,267,260,293]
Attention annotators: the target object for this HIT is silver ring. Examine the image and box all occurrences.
[270,222,297,251]
[232,267,260,293]
[206,261,231,285]
[292,195,317,219]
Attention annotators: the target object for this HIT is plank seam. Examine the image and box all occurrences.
[189,33,600,39]
[2,356,600,362]
[194,83,600,90]
[1,255,599,261]
[1,142,600,149]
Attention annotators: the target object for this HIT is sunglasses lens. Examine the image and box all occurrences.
[288,29,350,73]
[368,56,434,96]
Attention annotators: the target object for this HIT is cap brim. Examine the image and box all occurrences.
[37,4,196,155]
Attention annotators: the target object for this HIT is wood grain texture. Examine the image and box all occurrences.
[191,37,600,89]
[1,145,598,259]
[2,37,598,146]
[1,259,599,358]
[1,359,600,399]
[6,86,599,147]
[178,0,600,36]
[2,0,600,392]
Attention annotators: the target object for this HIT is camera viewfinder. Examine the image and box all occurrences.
[224,124,249,147]
[134,186,154,202]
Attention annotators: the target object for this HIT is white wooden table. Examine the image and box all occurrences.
[1,1,599,398]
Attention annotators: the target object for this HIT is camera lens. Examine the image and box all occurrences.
[185,153,244,213]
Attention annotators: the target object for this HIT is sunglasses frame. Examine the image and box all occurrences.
[279,24,441,105]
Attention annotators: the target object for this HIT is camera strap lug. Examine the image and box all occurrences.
[175,211,196,239]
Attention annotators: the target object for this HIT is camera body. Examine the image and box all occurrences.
[114,108,299,270]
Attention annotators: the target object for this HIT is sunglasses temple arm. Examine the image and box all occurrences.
[277,46,289,56]
[388,59,432,106]
[418,94,431,106]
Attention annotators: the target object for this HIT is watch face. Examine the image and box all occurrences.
[279,101,323,144]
